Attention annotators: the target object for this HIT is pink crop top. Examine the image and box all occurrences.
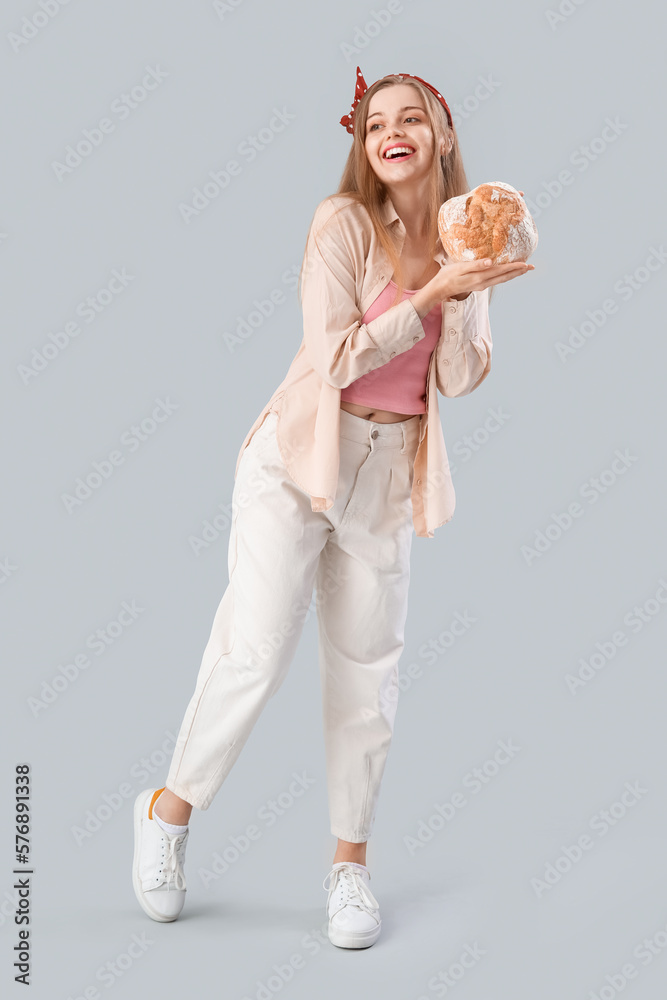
[340,280,442,414]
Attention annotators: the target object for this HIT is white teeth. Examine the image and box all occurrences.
[384,146,414,159]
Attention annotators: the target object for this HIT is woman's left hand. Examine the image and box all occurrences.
[448,188,526,299]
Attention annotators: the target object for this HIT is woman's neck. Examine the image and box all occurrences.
[385,181,431,241]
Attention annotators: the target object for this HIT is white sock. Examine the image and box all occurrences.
[153,810,188,836]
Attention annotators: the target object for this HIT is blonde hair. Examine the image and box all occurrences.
[300,75,485,310]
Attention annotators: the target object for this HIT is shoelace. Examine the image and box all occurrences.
[322,863,379,918]
[155,831,188,891]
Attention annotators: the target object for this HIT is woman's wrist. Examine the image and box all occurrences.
[410,282,447,319]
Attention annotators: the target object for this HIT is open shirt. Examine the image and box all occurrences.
[234,193,493,538]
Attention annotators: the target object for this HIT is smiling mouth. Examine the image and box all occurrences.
[383,146,415,160]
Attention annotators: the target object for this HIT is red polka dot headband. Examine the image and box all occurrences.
[340,65,453,135]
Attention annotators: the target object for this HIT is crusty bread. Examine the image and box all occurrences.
[438,181,538,263]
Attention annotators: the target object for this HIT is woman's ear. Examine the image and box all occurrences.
[441,135,453,156]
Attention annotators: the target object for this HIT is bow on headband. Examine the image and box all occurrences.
[340,65,453,134]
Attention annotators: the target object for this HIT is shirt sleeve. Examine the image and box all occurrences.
[299,198,427,389]
[435,285,492,397]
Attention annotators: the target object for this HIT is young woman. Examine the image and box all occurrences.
[132,67,534,949]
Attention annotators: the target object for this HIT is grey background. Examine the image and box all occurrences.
[2,0,666,997]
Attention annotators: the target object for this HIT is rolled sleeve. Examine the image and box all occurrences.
[436,286,492,397]
[300,199,426,389]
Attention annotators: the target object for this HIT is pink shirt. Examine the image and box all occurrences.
[340,280,443,413]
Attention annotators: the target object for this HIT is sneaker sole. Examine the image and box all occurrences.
[132,788,182,923]
[327,919,382,949]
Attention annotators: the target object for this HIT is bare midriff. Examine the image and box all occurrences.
[339,400,417,423]
[340,256,440,423]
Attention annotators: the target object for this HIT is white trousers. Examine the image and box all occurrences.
[166,404,421,842]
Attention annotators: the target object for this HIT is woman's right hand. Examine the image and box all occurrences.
[443,258,534,297]
[412,258,534,318]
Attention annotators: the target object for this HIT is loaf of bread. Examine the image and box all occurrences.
[438,182,538,263]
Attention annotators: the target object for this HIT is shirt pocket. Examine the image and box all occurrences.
[239,409,279,471]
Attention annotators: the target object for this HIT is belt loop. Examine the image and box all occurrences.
[400,422,408,455]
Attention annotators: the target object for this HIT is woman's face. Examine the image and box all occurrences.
[364,83,438,188]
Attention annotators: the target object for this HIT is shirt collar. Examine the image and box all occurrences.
[380,194,400,227]
[380,193,447,265]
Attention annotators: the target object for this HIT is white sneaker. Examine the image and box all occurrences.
[323,861,381,948]
[132,787,188,922]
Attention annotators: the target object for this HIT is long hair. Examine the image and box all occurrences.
[300,76,490,311]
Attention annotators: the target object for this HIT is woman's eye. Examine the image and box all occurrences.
[369,116,420,132]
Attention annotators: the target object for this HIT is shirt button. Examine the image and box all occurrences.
[370,429,379,439]
[412,336,419,343]
[389,351,396,358]
[449,304,457,313]
[417,478,422,485]
[442,359,450,365]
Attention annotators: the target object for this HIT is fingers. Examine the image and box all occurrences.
[478,260,531,275]
[485,266,533,287]
[471,258,528,271]
[466,262,533,291]
[451,258,534,295]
